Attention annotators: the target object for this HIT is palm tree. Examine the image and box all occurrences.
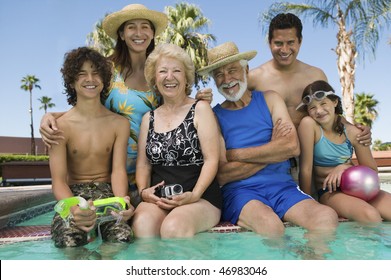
[372,139,383,151]
[86,16,115,57]
[372,140,391,151]
[260,0,391,123]
[354,92,379,128]
[21,75,41,155]
[38,96,55,155]
[38,96,56,114]
[157,2,216,89]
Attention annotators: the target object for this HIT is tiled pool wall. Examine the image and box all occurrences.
[2,201,55,228]
[1,177,390,229]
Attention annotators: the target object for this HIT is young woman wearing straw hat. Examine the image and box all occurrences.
[101,4,168,192]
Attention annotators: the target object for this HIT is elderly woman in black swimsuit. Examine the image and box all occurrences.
[132,43,222,238]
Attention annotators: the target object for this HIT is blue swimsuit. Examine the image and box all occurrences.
[314,127,353,167]
[314,126,353,198]
[213,91,311,224]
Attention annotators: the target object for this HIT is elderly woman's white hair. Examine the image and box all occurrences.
[144,43,195,96]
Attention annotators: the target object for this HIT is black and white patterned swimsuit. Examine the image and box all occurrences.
[146,100,222,209]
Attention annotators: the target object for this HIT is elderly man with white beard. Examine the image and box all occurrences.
[198,42,338,237]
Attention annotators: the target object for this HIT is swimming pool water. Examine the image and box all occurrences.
[0,211,390,260]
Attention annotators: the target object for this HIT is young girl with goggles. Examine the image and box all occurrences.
[297,80,391,224]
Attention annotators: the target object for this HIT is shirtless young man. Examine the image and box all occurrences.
[50,47,134,248]
[248,13,370,142]
[247,13,370,184]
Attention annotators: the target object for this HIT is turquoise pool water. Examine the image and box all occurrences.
[0,211,390,260]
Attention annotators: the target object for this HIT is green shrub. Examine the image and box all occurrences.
[0,155,49,177]
[0,154,49,164]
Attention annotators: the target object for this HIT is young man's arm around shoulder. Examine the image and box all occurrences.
[345,123,377,171]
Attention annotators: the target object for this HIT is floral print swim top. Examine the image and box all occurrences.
[104,67,160,179]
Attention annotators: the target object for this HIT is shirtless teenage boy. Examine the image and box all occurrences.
[50,47,134,248]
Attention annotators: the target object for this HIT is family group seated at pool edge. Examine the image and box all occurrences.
[40,4,390,247]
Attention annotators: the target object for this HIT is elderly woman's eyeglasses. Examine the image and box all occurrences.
[296,90,335,110]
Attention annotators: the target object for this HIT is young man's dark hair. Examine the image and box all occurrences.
[268,13,303,43]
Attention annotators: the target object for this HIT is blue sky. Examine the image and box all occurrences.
[0,0,390,142]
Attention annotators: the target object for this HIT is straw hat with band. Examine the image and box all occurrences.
[198,42,257,76]
[102,4,168,40]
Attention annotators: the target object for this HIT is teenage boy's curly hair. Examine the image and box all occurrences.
[61,47,112,106]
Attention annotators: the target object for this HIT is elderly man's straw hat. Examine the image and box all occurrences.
[198,42,257,76]
[102,4,168,40]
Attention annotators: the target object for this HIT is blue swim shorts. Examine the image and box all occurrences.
[222,180,312,224]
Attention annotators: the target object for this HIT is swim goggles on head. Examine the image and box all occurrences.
[296,90,335,110]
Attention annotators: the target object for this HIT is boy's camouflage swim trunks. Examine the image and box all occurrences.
[51,182,134,248]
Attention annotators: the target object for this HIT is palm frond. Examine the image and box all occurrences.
[159,2,216,89]
[259,2,335,36]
